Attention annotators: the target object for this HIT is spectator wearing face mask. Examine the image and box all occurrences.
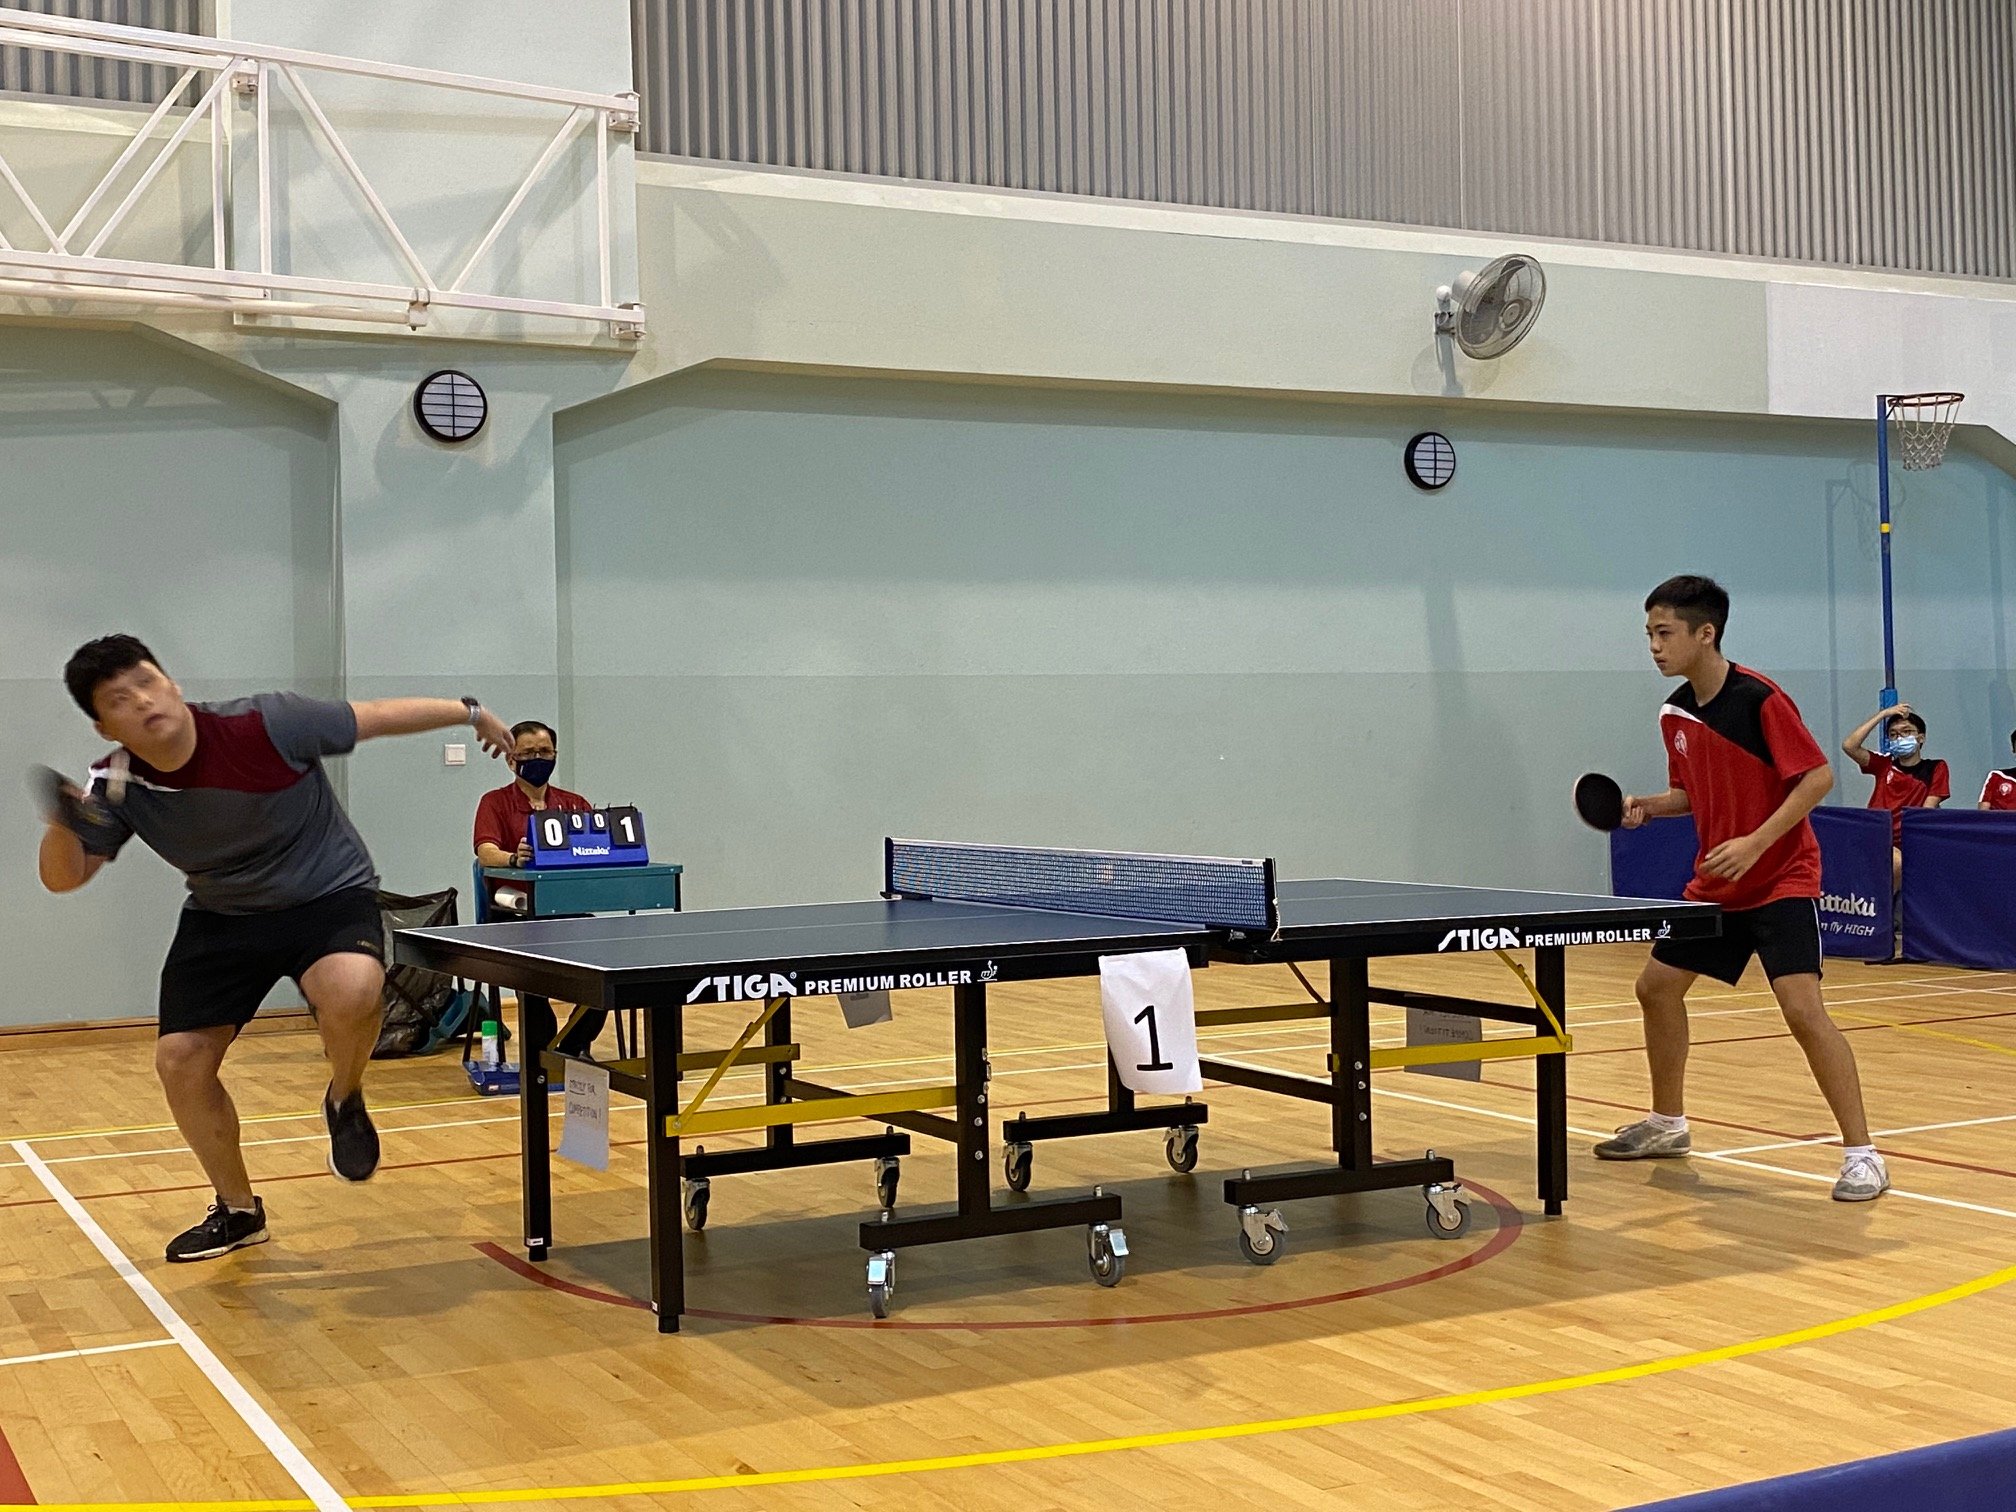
[473,721,604,1056]
[1843,704,1949,890]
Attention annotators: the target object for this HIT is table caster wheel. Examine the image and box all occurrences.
[1087,1223,1128,1288]
[1424,1182,1471,1239]
[874,1155,901,1210]
[866,1250,896,1319]
[1164,1123,1200,1173]
[1236,1205,1287,1265]
[1003,1140,1034,1192]
[682,1177,710,1231]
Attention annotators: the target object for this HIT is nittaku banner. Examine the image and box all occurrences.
[1608,815,1697,901]
[1900,809,2016,971]
[1611,808,1892,961]
[1809,809,1894,962]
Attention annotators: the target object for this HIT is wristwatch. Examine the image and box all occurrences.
[460,696,482,727]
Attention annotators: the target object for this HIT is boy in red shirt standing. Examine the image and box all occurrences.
[1842,704,1949,890]
[1602,576,1887,1202]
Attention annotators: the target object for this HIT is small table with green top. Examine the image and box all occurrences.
[470,862,684,1075]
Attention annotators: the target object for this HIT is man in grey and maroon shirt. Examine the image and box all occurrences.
[36,634,514,1264]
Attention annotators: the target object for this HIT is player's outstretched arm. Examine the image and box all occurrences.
[352,697,511,757]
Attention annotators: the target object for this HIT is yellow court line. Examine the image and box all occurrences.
[25,1258,2016,1512]
[1835,1008,2016,1061]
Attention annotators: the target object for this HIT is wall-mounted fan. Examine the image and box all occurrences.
[1433,254,1547,359]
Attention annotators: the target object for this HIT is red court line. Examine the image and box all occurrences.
[473,1182,1523,1330]
[0,1422,35,1505]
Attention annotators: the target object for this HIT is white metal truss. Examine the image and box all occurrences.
[0,9,645,339]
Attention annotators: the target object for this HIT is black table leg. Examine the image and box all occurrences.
[1536,946,1568,1215]
[644,1004,685,1332]
[520,992,557,1260]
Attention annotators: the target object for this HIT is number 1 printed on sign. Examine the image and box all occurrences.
[1133,1003,1176,1073]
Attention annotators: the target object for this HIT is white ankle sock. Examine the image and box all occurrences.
[1842,1144,1877,1161]
[1647,1111,1687,1133]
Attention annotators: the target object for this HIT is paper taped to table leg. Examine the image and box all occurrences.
[1099,948,1202,1095]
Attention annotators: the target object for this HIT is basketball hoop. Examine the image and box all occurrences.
[1885,391,1964,471]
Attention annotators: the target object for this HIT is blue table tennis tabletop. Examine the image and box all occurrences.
[398,876,1713,1008]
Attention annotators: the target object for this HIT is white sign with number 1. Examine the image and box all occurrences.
[1099,948,1202,1095]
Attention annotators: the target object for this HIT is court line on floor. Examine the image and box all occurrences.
[6,971,2005,1152]
[0,1422,31,1506]
[0,1337,175,1372]
[1368,1084,2016,1223]
[21,1254,2016,1511]
[475,1181,1522,1329]
[10,1142,350,1512]
[1719,1110,2016,1156]
[11,993,2016,1187]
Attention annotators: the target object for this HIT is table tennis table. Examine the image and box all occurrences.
[395,840,1718,1331]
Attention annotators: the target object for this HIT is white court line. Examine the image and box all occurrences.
[1366,1085,2016,1226]
[6,969,2009,1159]
[1717,1109,2016,1157]
[11,1141,351,1512]
[0,1336,176,1371]
[7,976,2014,1176]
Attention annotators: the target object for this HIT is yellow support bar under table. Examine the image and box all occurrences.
[668,1084,956,1139]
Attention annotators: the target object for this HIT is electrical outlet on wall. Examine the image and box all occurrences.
[445,743,468,767]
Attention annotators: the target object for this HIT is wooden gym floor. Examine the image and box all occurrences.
[4,947,2016,1510]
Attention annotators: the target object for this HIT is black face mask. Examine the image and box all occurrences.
[516,757,557,788]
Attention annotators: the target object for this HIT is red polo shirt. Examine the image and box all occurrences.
[1862,753,1950,842]
[473,782,592,856]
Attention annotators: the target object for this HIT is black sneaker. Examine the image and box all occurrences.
[166,1198,268,1263]
[324,1085,380,1182]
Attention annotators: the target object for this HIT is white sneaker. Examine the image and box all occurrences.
[1832,1151,1890,1202]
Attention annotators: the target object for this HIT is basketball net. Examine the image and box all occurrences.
[1887,391,1964,471]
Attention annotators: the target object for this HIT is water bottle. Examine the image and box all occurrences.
[481,1019,501,1069]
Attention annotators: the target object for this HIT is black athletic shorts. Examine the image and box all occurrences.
[1650,895,1823,986]
[158,886,384,1037]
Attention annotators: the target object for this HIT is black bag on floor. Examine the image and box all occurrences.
[372,887,470,1058]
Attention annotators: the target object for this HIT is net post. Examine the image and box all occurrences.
[1875,393,1898,723]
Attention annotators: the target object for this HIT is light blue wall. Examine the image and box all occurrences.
[1,323,337,1026]
[554,371,2016,909]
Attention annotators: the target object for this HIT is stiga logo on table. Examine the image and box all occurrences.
[1438,923,1661,952]
[685,965,992,1003]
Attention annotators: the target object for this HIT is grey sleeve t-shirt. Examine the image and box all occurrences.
[86,692,379,914]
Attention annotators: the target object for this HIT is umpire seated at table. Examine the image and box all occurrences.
[472,720,604,1056]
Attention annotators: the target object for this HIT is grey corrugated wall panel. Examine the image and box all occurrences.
[0,0,208,105]
[634,0,2016,280]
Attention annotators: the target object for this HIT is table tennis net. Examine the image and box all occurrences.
[885,839,1278,932]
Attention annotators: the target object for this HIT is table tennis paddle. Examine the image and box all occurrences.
[1573,772,1627,832]
[29,765,126,855]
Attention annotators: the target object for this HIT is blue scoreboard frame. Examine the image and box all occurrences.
[524,806,650,869]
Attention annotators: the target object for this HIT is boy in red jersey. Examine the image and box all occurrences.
[1978,729,2016,811]
[1842,704,1948,890]
[1600,576,1887,1201]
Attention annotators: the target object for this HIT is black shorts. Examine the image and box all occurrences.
[159,887,385,1037]
[1650,896,1823,986]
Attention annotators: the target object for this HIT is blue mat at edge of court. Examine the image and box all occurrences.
[1628,1426,2016,1510]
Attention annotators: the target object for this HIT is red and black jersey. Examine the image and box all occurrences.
[1660,665,1828,910]
[1981,768,2016,812]
[1862,753,1950,840]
